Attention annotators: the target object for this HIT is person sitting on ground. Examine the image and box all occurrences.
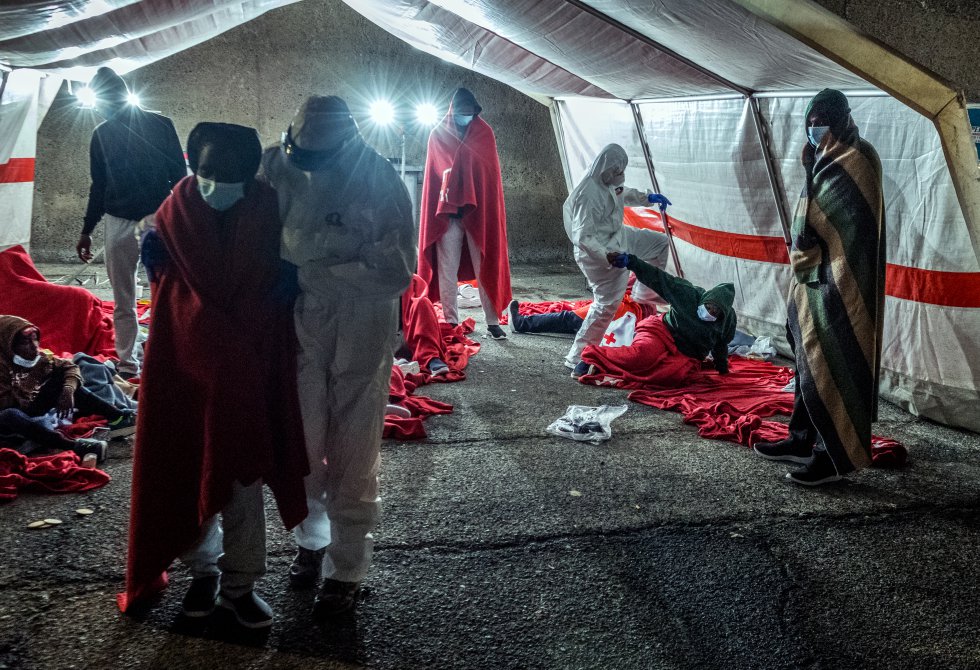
[397,274,451,377]
[574,253,736,386]
[122,122,309,629]
[0,315,136,463]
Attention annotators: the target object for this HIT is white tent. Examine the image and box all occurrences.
[1,0,978,431]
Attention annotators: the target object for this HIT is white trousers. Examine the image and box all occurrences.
[180,481,266,598]
[436,218,499,326]
[102,215,141,376]
[565,227,670,367]
[292,292,399,583]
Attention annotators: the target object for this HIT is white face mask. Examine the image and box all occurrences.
[808,125,830,147]
[13,353,41,368]
[454,114,474,127]
[197,177,245,211]
[697,304,717,322]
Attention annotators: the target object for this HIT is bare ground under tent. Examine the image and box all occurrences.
[1,263,978,670]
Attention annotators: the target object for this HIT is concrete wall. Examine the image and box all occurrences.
[814,0,980,101]
[30,0,569,262]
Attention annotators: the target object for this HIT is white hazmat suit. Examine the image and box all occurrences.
[262,97,415,586]
[563,144,670,368]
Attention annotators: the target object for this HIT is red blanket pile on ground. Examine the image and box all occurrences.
[0,448,110,502]
[620,357,906,467]
[385,319,480,439]
[0,245,115,358]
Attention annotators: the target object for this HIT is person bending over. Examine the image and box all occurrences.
[575,253,735,387]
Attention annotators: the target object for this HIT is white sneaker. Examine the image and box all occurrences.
[457,283,481,308]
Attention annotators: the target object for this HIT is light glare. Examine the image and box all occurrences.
[127,92,141,107]
[369,99,395,126]
[76,86,97,108]
[415,103,440,126]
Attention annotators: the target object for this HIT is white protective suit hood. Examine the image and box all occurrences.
[563,143,643,259]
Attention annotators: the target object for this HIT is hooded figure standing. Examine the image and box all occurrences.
[563,144,671,378]
[262,96,416,618]
[76,67,186,378]
[576,253,735,386]
[417,88,511,339]
[753,89,886,487]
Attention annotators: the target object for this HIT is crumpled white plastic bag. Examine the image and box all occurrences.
[546,404,628,443]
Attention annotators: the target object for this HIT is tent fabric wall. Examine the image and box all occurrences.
[0,71,60,251]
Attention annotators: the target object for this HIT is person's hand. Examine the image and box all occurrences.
[606,251,630,268]
[647,193,672,210]
[57,387,75,420]
[76,234,93,263]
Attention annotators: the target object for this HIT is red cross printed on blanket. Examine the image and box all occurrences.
[604,332,617,345]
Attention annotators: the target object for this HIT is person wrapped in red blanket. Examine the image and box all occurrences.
[120,123,309,630]
[417,88,512,339]
[578,252,736,387]
[0,315,135,463]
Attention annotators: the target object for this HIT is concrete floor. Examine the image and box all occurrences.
[1,264,979,670]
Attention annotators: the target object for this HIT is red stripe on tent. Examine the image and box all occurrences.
[624,208,980,308]
[0,157,35,183]
[886,264,980,308]
[624,208,788,263]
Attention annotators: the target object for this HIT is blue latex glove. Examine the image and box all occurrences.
[647,193,672,211]
[607,252,630,268]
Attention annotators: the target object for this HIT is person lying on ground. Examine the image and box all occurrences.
[572,253,736,385]
[507,291,659,338]
[0,315,136,463]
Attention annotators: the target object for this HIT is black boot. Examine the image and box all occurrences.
[289,546,326,588]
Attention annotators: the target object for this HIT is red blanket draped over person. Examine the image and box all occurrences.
[0,245,115,358]
[417,101,511,316]
[580,314,701,387]
[401,274,481,383]
[119,177,309,611]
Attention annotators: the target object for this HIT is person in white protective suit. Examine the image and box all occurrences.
[563,143,672,379]
[260,96,416,619]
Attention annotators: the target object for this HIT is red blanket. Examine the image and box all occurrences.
[0,448,109,502]
[0,245,115,358]
[384,366,455,440]
[622,357,906,468]
[417,109,511,317]
[580,315,700,387]
[121,177,309,611]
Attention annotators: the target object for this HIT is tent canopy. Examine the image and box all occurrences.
[1,0,978,433]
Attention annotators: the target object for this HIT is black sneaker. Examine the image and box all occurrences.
[217,591,274,629]
[428,358,450,376]
[487,325,507,340]
[289,546,325,588]
[108,411,137,439]
[312,579,360,620]
[753,439,813,464]
[73,438,108,465]
[570,361,592,379]
[786,450,843,487]
[181,576,219,618]
[508,299,524,333]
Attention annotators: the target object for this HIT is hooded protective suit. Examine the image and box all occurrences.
[261,96,415,584]
[563,144,670,367]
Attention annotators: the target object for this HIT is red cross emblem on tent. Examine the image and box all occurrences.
[604,332,617,345]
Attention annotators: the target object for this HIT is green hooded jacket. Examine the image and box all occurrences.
[624,256,736,373]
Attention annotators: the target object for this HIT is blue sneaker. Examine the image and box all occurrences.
[570,361,592,379]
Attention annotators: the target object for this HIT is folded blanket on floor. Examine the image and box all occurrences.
[626,357,906,468]
[0,448,110,502]
[0,245,115,358]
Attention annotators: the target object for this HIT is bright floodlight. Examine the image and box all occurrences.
[76,86,97,108]
[415,103,440,126]
[369,99,396,126]
[127,92,141,107]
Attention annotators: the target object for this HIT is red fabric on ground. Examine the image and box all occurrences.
[0,245,115,358]
[121,178,309,611]
[58,414,109,439]
[384,366,455,440]
[580,315,701,388]
[417,107,511,317]
[626,357,905,468]
[401,274,480,383]
[0,448,110,503]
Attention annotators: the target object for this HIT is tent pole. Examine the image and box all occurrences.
[631,103,684,278]
[748,96,792,246]
[549,99,574,193]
